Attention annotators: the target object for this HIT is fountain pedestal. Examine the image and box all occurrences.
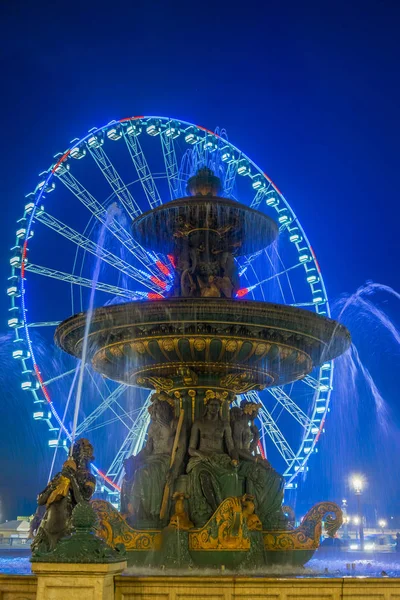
[31,561,126,600]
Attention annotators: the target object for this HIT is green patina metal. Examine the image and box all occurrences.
[31,502,125,564]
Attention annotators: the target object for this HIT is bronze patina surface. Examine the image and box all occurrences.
[55,298,350,390]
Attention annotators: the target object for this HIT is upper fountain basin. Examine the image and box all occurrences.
[131,196,279,255]
[55,298,351,389]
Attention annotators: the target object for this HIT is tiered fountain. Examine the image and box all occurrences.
[54,167,351,569]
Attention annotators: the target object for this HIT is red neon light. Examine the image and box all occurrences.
[21,241,28,278]
[150,276,167,289]
[34,364,52,404]
[310,247,321,274]
[155,260,170,277]
[196,125,220,138]
[167,254,176,268]
[119,115,144,123]
[97,469,121,491]
[51,149,71,173]
[314,418,325,443]
[236,288,249,298]
[263,172,282,195]
[258,441,266,459]
[148,293,163,300]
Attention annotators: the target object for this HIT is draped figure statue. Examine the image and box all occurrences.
[231,401,288,530]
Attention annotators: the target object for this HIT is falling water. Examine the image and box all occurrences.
[48,364,80,481]
[332,282,399,428]
[70,204,119,450]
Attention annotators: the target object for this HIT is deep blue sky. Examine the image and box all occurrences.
[0,1,399,522]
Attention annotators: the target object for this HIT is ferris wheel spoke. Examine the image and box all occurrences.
[301,374,322,390]
[83,370,135,432]
[56,170,160,277]
[84,406,143,433]
[123,130,162,209]
[24,263,147,300]
[239,260,304,297]
[249,185,272,209]
[266,387,312,429]
[27,321,61,328]
[43,368,77,387]
[86,144,142,218]
[75,383,128,436]
[244,391,300,467]
[34,210,165,293]
[224,161,238,198]
[160,127,180,200]
[105,393,152,485]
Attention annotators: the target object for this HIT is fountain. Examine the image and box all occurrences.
[51,166,351,570]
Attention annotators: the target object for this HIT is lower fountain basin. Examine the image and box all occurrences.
[55,298,350,390]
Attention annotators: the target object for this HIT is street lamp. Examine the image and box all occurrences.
[351,475,365,549]
[378,519,387,533]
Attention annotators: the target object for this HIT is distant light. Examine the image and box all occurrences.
[353,516,360,525]
[351,475,365,494]
[364,543,375,551]
[378,519,387,528]
[350,543,359,550]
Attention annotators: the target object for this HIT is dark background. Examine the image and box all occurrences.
[0,1,399,524]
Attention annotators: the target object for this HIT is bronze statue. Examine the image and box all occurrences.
[187,395,239,527]
[231,401,288,530]
[121,392,186,528]
[31,438,96,553]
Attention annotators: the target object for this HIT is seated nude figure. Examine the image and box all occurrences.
[231,401,288,530]
[121,392,185,528]
[187,395,239,527]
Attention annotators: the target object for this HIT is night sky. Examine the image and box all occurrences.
[0,1,399,523]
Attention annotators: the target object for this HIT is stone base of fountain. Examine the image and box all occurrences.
[92,498,342,569]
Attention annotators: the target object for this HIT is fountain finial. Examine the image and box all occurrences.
[187,166,222,197]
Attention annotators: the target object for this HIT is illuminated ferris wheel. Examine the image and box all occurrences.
[8,116,332,498]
